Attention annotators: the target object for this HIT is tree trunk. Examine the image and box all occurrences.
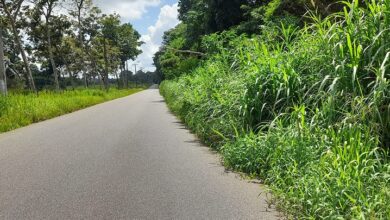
[84,73,88,88]
[102,38,109,91]
[114,71,120,89]
[46,26,60,91]
[1,0,35,91]
[97,72,104,89]
[125,61,129,88]
[121,64,126,89]
[0,27,7,96]
[10,23,36,91]
[77,3,88,89]
[70,72,75,90]
[91,56,103,90]
[64,63,75,90]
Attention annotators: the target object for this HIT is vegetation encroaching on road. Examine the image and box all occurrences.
[0,88,143,133]
[157,0,390,218]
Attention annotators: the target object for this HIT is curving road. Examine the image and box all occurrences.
[0,86,279,219]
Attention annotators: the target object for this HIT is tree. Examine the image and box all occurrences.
[57,35,81,89]
[69,0,100,88]
[90,35,120,90]
[206,0,248,31]
[117,23,142,88]
[32,0,62,90]
[98,14,120,89]
[155,23,200,79]
[0,26,6,95]
[0,0,36,91]
[0,19,25,90]
[80,6,102,87]
[178,0,207,47]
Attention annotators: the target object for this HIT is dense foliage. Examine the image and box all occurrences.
[158,0,390,218]
[154,0,346,79]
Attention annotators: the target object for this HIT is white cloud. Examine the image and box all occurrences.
[132,3,179,72]
[94,0,161,21]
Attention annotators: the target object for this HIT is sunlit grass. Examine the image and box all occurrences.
[0,88,144,133]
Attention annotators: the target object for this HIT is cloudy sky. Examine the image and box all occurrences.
[93,0,180,72]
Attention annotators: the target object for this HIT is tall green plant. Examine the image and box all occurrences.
[160,0,390,218]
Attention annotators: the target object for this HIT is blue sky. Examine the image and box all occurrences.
[133,0,178,34]
[94,0,180,71]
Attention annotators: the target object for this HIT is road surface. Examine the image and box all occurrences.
[0,86,279,219]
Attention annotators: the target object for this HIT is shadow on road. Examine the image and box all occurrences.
[151,100,165,103]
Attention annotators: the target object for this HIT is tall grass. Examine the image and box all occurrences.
[160,0,390,218]
[0,88,143,133]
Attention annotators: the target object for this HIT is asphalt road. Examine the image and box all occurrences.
[0,86,279,220]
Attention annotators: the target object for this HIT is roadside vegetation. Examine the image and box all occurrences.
[0,1,159,132]
[157,0,390,218]
[0,88,144,133]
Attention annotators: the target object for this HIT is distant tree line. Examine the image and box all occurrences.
[130,69,162,85]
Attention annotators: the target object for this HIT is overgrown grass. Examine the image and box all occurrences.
[0,88,144,133]
[160,0,390,218]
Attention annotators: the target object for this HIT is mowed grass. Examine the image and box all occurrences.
[0,88,143,133]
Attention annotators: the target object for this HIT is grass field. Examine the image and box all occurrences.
[0,88,144,133]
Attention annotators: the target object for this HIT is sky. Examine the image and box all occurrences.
[94,0,180,72]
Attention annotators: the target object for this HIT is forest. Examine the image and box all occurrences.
[157,0,390,218]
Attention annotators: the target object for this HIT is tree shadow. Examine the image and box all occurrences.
[151,100,165,103]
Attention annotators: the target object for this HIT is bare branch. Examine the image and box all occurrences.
[164,46,205,56]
